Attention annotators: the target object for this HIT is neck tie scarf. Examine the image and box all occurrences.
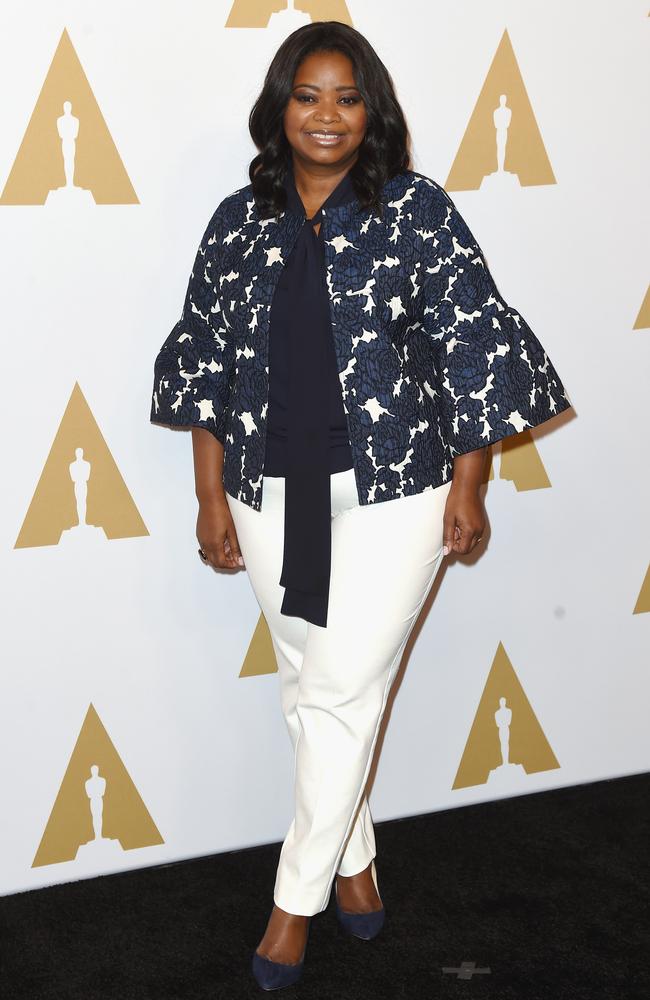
[277,160,357,628]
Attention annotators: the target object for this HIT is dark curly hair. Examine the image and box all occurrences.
[248,20,411,219]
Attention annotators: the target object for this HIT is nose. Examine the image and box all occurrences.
[314,99,341,124]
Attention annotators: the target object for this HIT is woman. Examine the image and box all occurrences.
[150,20,572,991]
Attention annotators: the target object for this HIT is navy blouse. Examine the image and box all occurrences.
[264,162,356,628]
[264,167,355,477]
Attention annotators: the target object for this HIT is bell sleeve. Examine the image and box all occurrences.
[150,207,234,445]
[417,187,573,457]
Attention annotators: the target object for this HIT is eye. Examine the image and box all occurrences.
[293,93,362,105]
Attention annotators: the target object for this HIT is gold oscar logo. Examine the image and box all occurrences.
[633,285,650,330]
[633,564,650,614]
[452,641,560,790]
[445,29,556,192]
[32,704,164,868]
[226,0,352,28]
[240,614,280,677]
[482,432,552,491]
[15,382,148,548]
[1,28,138,206]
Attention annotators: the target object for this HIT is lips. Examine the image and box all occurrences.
[304,130,346,146]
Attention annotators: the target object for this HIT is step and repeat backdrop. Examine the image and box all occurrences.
[1,1,648,895]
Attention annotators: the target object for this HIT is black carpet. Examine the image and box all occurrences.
[1,772,648,1000]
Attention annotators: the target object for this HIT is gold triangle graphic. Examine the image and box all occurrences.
[1,28,138,205]
[32,703,164,868]
[633,563,650,614]
[452,641,560,790]
[15,382,148,548]
[226,0,352,28]
[483,432,552,491]
[633,285,650,330]
[240,613,279,677]
[445,29,556,191]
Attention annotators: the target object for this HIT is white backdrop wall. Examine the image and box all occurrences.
[1,1,649,895]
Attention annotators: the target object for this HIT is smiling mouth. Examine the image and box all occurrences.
[305,130,345,136]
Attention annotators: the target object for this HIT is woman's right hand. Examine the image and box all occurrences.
[196,494,245,571]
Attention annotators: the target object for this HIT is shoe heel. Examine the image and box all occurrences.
[370,858,380,896]
[335,859,385,941]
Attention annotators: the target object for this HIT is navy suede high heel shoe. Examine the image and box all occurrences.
[335,859,385,940]
[251,917,311,991]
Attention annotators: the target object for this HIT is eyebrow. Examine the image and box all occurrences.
[292,83,360,91]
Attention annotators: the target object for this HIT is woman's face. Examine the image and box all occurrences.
[283,49,368,170]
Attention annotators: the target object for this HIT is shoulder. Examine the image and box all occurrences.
[198,182,256,244]
[215,181,255,219]
[380,169,480,248]
[382,168,457,218]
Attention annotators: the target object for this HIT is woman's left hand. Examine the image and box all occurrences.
[442,481,486,556]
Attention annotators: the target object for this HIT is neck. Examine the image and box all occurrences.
[290,155,356,210]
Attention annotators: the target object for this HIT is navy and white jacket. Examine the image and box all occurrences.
[150,169,572,510]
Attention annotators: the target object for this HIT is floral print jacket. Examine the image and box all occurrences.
[150,168,572,510]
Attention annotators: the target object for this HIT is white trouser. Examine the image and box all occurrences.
[226,467,451,916]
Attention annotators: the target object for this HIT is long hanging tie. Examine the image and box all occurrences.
[279,204,332,627]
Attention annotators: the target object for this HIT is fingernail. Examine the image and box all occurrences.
[442,545,449,556]
[237,556,244,565]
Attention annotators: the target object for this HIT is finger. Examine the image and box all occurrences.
[200,543,224,570]
[226,523,245,568]
[215,537,237,569]
[223,518,244,569]
[466,534,480,554]
[457,524,484,555]
[199,536,232,570]
[442,512,456,556]
[453,520,472,555]
[471,531,485,551]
